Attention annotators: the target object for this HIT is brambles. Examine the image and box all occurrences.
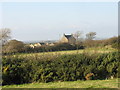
[2,52,119,85]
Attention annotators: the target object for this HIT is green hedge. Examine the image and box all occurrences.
[24,43,84,53]
[2,52,119,85]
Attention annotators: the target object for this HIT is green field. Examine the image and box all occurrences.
[13,47,117,58]
[2,79,119,88]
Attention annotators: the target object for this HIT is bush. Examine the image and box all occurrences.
[3,40,25,54]
[24,43,85,53]
[83,36,119,48]
[2,52,119,85]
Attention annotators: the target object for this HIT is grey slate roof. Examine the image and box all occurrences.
[64,35,73,39]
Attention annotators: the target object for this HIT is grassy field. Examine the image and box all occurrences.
[13,47,117,58]
[2,79,119,88]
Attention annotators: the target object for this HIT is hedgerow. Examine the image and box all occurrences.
[2,52,119,85]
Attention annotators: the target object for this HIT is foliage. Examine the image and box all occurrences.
[83,36,119,49]
[24,43,84,53]
[86,32,96,40]
[3,40,25,54]
[2,36,119,55]
[2,52,119,85]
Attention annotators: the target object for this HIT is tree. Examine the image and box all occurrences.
[74,31,83,52]
[74,31,83,42]
[86,32,96,40]
[0,28,11,45]
[3,40,25,54]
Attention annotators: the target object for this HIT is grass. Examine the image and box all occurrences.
[13,47,117,58]
[3,47,117,61]
[2,79,119,88]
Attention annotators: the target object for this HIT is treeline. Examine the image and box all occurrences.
[2,36,119,54]
[2,52,119,85]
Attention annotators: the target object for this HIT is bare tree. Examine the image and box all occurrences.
[74,31,83,42]
[86,32,96,40]
[0,28,11,45]
[74,31,83,52]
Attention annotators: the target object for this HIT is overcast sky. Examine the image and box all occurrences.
[2,2,118,41]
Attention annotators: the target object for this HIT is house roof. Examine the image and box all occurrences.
[39,42,45,45]
[64,34,73,39]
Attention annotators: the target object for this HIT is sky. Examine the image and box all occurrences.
[1,2,118,41]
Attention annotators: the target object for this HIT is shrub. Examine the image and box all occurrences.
[24,43,85,53]
[3,40,25,54]
[2,52,119,85]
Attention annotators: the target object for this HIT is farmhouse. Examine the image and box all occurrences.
[28,34,76,48]
[60,34,76,44]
